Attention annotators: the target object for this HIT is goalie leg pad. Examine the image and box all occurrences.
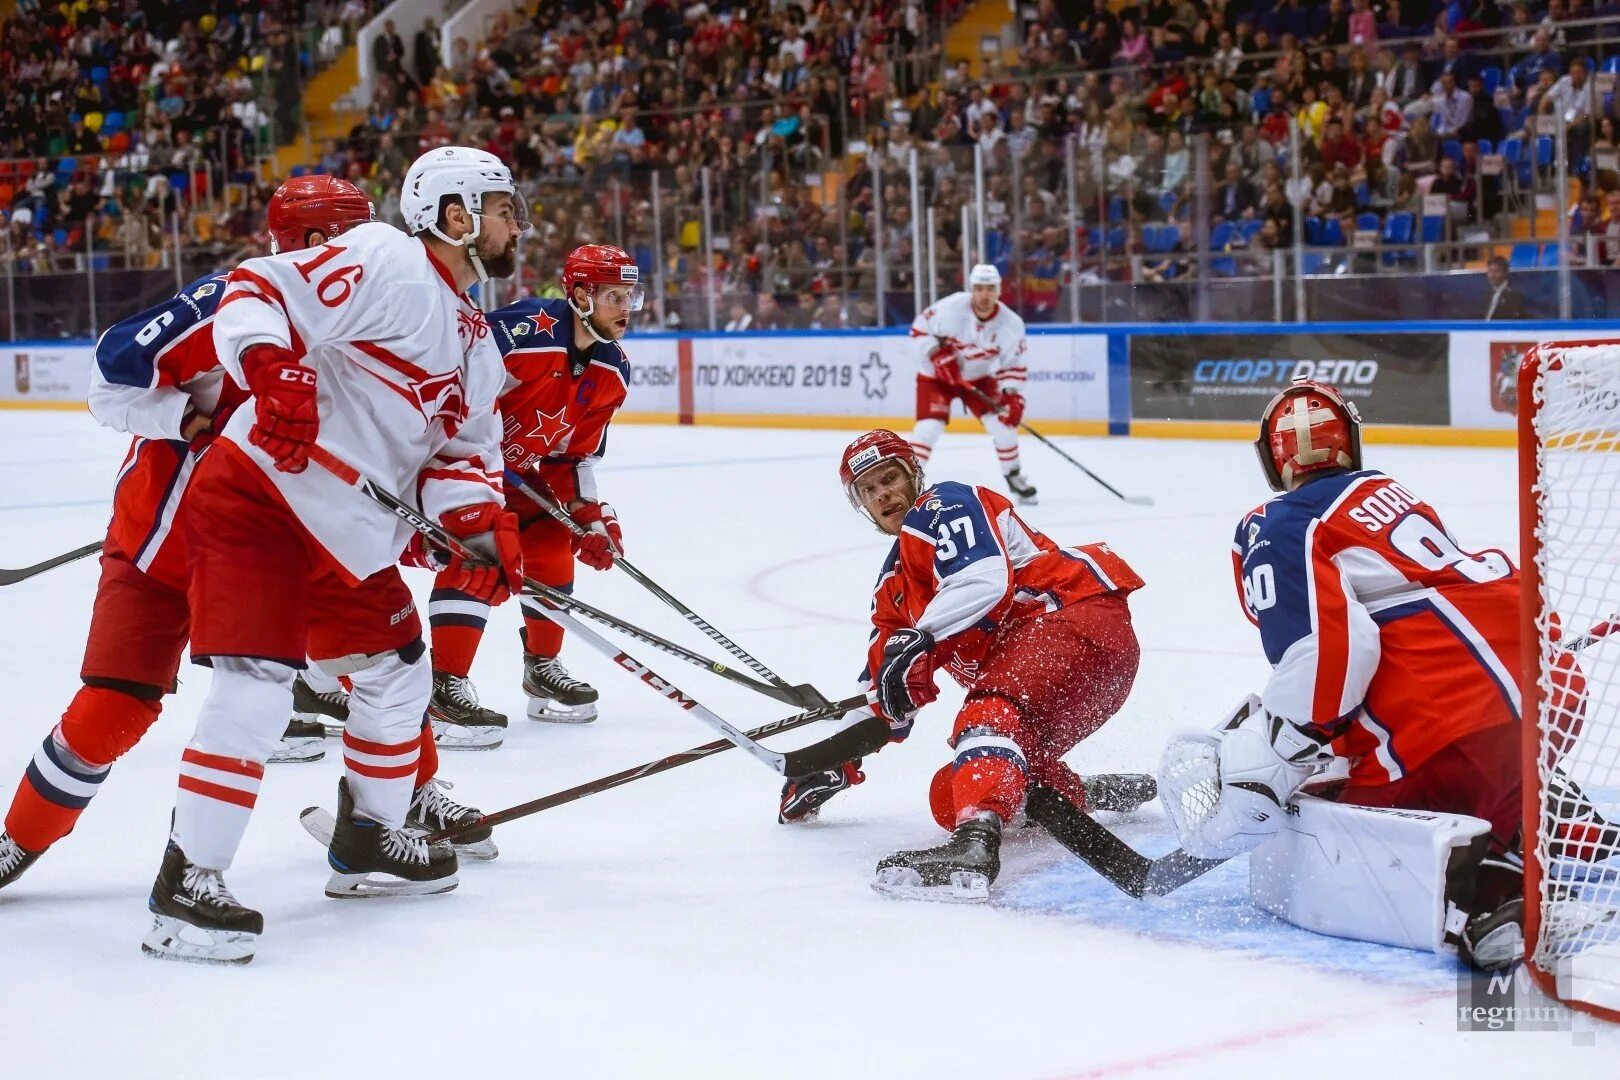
[1249,794,1492,954]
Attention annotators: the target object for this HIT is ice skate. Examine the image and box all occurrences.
[292,673,349,735]
[269,716,326,764]
[428,671,507,750]
[0,832,43,891]
[141,841,262,965]
[873,813,1002,904]
[1004,468,1038,506]
[324,778,459,898]
[523,651,598,723]
[407,777,498,861]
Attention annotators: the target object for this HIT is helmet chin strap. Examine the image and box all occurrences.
[427,197,488,284]
[568,289,614,344]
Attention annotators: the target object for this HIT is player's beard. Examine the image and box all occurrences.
[477,236,518,279]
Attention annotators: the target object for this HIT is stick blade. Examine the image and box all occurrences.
[1122,494,1156,507]
[1024,785,1151,899]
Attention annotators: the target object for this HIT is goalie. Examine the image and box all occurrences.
[1159,377,1591,970]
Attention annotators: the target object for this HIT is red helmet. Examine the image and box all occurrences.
[839,429,923,514]
[562,244,645,311]
[267,174,374,254]
[1256,377,1363,492]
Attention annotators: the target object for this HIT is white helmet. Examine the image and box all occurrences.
[968,263,1001,287]
[399,146,528,280]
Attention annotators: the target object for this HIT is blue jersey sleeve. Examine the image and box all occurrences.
[903,481,1002,580]
[489,297,571,358]
[95,274,225,388]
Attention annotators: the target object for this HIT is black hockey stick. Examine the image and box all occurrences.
[505,468,828,710]
[0,540,102,586]
[310,446,885,776]
[1023,785,1229,899]
[961,385,1154,507]
[299,691,871,848]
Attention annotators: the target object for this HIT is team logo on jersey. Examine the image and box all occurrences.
[457,308,490,347]
[525,406,571,451]
[860,352,890,400]
[191,282,217,300]
[1248,522,1261,547]
[410,369,468,433]
[527,308,560,336]
[511,321,530,337]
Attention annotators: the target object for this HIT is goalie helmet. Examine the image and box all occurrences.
[399,146,528,248]
[839,429,923,515]
[1256,377,1363,493]
[266,174,373,254]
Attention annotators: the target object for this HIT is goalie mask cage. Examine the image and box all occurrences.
[1518,340,1620,1022]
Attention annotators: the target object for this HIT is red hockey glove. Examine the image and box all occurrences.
[996,388,1025,427]
[778,760,865,823]
[240,343,318,473]
[873,627,937,727]
[928,344,962,387]
[570,501,622,571]
[440,502,523,604]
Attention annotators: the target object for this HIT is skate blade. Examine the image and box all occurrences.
[451,838,499,861]
[1468,922,1527,971]
[870,866,991,904]
[140,914,256,965]
[526,697,597,724]
[324,869,460,900]
[430,718,506,750]
[268,736,326,764]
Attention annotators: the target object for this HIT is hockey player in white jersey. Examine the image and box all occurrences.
[140,147,527,965]
[908,264,1036,504]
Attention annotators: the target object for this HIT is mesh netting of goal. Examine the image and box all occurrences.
[1520,341,1620,1021]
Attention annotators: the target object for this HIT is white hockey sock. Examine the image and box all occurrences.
[340,649,430,830]
[980,414,1021,475]
[174,657,295,871]
[910,418,944,464]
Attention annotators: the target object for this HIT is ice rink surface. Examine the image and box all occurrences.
[1,411,1614,1078]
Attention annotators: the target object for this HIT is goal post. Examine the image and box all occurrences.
[1517,340,1620,1022]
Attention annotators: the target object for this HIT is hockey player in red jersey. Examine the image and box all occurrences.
[0,175,376,897]
[780,430,1144,902]
[424,243,640,743]
[1159,377,1595,968]
[136,147,526,965]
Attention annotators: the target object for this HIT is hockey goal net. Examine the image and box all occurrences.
[1518,340,1620,1020]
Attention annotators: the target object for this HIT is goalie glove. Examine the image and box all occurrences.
[872,627,937,729]
[1159,696,1332,860]
[778,760,865,823]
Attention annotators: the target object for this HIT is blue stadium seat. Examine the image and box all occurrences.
[1356,212,1380,233]
[1510,242,1540,269]
[1237,219,1264,243]
[1300,252,1330,274]
[1304,215,1322,245]
[1158,191,1177,216]
[1318,217,1345,247]
[1108,195,1127,223]
[1142,223,1163,252]
[1382,211,1416,265]
[289,165,311,177]
[90,67,108,85]
[52,229,67,247]
[1354,181,1370,207]
[1537,135,1554,167]
[1442,140,1463,167]
[101,111,123,133]
[1421,215,1445,243]
[1604,57,1620,75]
[1210,254,1238,276]
[1541,244,1563,267]
[1477,138,1494,156]
[1482,67,1503,95]
[1210,220,1236,250]
[1106,225,1126,251]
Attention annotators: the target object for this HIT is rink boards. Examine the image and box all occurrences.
[9,321,1620,447]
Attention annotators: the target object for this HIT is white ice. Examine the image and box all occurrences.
[1,411,1613,1078]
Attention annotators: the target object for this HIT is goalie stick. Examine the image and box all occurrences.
[0,540,102,587]
[308,445,881,777]
[300,691,869,848]
[1023,785,1229,899]
[506,469,828,711]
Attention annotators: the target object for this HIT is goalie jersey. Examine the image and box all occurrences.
[1231,469,1521,787]
[89,273,243,588]
[487,297,628,506]
[864,481,1143,689]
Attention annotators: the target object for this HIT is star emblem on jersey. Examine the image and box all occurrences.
[860,352,890,400]
[526,406,571,451]
[528,309,560,337]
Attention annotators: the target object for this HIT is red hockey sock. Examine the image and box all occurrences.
[947,695,1030,825]
[430,623,483,679]
[524,615,564,657]
[415,718,438,789]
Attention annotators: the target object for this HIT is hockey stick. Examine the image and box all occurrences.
[505,468,829,710]
[1023,785,1229,899]
[1565,617,1620,653]
[309,446,885,776]
[299,691,870,848]
[0,540,102,586]
[960,385,1155,507]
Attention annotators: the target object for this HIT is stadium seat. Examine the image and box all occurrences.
[1108,195,1126,223]
[1482,67,1503,95]
[1421,215,1445,243]
[1354,182,1370,207]
[1356,212,1380,233]
[1300,252,1329,274]
[1160,224,1182,252]
[1382,212,1416,264]
[1442,140,1463,167]
[1541,244,1563,267]
[1106,225,1126,251]
[1237,219,1264,243]
[1318,217,1344,247]
[1304,215,1322,245]
[1158,191,1177,216]
[1537,135,1554,167]
[1142,223,1163,252]
[1603,56,1620,75]
[1210,220,1236,251]
[1210,254,1238,276]
[1510,243,1540,269]
[1477,138,1494,156]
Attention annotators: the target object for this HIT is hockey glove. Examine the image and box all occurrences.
[996,388,1025,427]
[779,760,865,823]
[570,501,622,571]
[240,343,318,473]
[874,627,937,727]
[927,344,963,387]
[440,502,523,605]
